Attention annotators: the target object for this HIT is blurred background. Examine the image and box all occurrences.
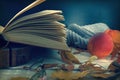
[0,0,120,30]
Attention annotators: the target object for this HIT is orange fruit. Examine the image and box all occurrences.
[88,32,114,58]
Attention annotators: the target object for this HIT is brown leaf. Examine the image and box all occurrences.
[79,62,106,74]
[91,72,115,78]
[10,77,29,80]
[51,70,89,80]
[61,51,80,64]
[51,70,73,80]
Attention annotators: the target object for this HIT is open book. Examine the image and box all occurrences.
[0,0,69,51]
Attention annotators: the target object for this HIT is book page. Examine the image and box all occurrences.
[5,30,66,42]
[5,21,65,33]
[0,26,4,34]
[8,29,66,37]
[4,10,63,32]
[3,33,69,51]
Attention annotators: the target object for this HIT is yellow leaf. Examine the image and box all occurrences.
[51,70,89,80]
[10,77,29,80]
[88,56,98,62]
[73,70,89,79]
[92,72,115,78]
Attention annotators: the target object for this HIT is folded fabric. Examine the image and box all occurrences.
[66,29,88,49]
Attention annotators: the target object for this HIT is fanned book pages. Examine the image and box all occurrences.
[0,0,70,51]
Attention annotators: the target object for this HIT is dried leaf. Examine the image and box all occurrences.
[88,56,98,62]
[61,64,74,71]
[92,66,105,73]
[91,72,115,78]
[73,70,89,79]
[79,62,94,71]
[61,51,80,64]
[51,70,89,80]
[10,77,29,80]
[51,70,73,80]
[79,61,106,74]
[108,61,120,71]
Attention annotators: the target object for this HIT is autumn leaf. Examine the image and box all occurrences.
[51,70,89,80]
[61,51,80,64]
[10,77,29,80]
[91,72,115,78]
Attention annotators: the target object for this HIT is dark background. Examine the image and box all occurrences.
[0,0,120,30]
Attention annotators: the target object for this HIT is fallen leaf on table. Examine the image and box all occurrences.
[10,77,29,80]
[87,56,98,62]
[91,72,115,78]
[63,51,80,64]
[73,70,89,78]
[51,70,73,80]
[51,70,89,80]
